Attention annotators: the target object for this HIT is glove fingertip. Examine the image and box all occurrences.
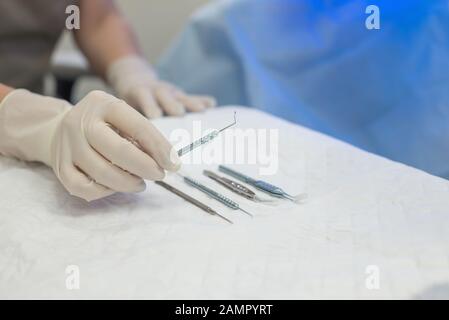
[144,107,163,119]
[168,147,182,171]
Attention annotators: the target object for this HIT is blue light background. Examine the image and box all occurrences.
[158,0,449,178]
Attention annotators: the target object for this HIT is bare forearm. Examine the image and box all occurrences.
[74,0,141,78]
[0,84,14,103]
[71,0,216,119]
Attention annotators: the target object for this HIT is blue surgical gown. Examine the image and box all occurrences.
[158,0,449,178]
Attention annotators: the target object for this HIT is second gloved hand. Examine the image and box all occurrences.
[107,55,216,118]
[0,90,181,201]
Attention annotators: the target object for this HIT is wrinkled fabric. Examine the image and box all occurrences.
[1,107,449,299]
[158,0,449,178]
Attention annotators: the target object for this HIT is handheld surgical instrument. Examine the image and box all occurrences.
[182,175,253,217]
[218,165,306,203]
[203,170,274,203]
[177,112,237,157]
[155,181,233,224]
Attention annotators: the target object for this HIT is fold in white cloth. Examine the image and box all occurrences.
[0,107,448,299]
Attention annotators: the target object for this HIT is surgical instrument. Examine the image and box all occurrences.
[177,112,237,157]
[203,170,274,203]
[218,165,306,203]
[181,175,254,217]
[154,181,233,224]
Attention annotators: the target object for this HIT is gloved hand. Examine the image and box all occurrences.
[106,55,216,118]
[0,89,181,201]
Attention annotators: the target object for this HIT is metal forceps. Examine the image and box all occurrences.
[218,165,306,203]
[155,181,233,224]
[181,175,254,217]
[177,112,237,157]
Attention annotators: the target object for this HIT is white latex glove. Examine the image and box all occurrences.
[106,55,216,118]
[0,89,181,201]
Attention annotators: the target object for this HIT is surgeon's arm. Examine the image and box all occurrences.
[74,0,215,118]
[0,84,13,102]
[73,0,137,78]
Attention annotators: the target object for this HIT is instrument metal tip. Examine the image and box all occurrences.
[239,207,254,218]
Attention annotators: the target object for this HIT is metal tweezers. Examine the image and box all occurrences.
[203,170,273,203]
[218,165,306,203]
